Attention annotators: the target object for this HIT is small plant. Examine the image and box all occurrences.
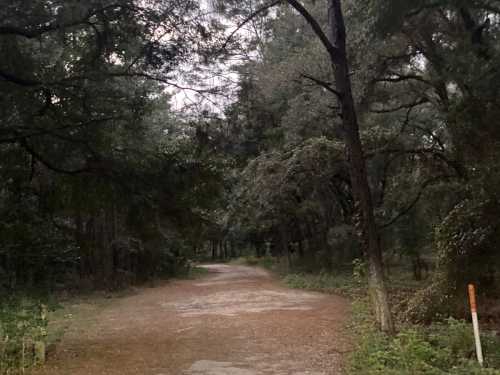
[352,258,367,285]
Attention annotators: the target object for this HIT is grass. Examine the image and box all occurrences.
[182,265,210,279]
[232,255,366,296]
[283,271,364,297]
[232,255,277,270]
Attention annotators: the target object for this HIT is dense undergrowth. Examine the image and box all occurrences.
[238,256,500,374]
[349,300,500,374]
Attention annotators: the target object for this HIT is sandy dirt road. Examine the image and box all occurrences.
[35,264,350,375]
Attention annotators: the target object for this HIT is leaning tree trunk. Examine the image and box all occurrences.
[327,0,394,333]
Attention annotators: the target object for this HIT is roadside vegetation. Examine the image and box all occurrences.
[0,296,50,373]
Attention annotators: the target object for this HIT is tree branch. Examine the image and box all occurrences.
[0,69,41,86]
[219,0,283,52]
[300,73,342,99]
[1,116,122,144]
[366,147,464,177]
[286,0,340,63]
[369,97,429,114]
[0,3,139,39]
[381,175,453,229]
[19,139,91,175]
[374,72,431,85]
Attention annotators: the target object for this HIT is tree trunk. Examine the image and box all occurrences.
[280,225,292,270]
[298,239,304,258]
[230,240,236,258]
[218,241,223,260]
[327,0,394,333]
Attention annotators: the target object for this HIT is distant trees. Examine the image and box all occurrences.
[231,138,352,265]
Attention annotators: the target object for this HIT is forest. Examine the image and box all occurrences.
[1,0,500,374]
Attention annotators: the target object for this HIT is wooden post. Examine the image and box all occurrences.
[468,284,484,366]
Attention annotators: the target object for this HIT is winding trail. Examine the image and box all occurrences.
[35,264,350,375]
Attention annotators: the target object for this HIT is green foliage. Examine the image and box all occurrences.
[0,296,55,373]
[236,256,277,271]
[0,200,79,290]
[0,0,228,291]
[404,196,500,322]
[434,198,500,294]
[349,303,500,375]
[183,266,210,280]
[284,269,363,297]
[229,137,352,268]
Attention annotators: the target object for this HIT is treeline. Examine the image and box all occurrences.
[0,0,226,292]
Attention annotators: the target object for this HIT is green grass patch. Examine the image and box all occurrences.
[183,266,210,279]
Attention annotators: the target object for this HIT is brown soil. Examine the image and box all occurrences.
[34,264,350,375]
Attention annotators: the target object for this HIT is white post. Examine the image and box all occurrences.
[468,284,484,366]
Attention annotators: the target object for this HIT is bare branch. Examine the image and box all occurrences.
[374,72,431,85]
[300,73,342,99]
[381,175,454,229]
[369,97,429,114]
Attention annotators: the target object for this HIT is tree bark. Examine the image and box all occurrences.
[218,241,224,260]
[298,239,304,258]
[280,225,292,270]
[230,240,236,258]
[326,0,394,334]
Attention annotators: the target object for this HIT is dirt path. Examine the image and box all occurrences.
[35,265,350,375]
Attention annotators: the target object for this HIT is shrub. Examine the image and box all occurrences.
[235,255,277,270]
[283,270,362,296]
[405,198,500,322]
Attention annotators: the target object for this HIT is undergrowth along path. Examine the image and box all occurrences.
[34,264,350,375]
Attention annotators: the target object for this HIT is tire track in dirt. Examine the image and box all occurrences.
[34,264,350,375]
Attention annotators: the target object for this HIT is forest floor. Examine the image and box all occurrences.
[33,264,350,375]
